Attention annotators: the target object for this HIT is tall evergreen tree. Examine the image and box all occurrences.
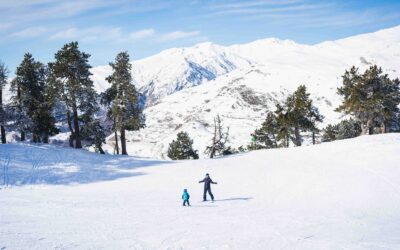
[274,103,292,147]
[49,42,98,148]
[0,61,8,144]
[286,85,323,146]
[336,65,400,135]
[167,131,199,160]
[10,53,57,142]
[103,51,145,155]
[274,85,323,147]
[248,112,278,150]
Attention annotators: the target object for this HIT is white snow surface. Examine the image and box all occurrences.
[91,25,400,159]
[1,133,400,249]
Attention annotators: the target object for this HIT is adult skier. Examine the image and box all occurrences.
[199,173,217,201]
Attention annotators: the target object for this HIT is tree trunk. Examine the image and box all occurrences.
[0,87,5,144]
[294,127,302,146]
[72,107,82,148]
[69,135,74,147]
[43,133,49,144]
[380,122,386,134]
[1,125,5,144]
[120,128,127,155]
[361,119,373,135]
[32,134,37,143]
[361,123,368,135]
[98,146,105,154]
[312,131,316,145]
[114,130,119,155]
[114,118,119,155]
[21,131,25,141]
[210,147,215,159]
[66,110,75,147]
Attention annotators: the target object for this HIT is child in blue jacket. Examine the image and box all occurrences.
[182,189,190,206]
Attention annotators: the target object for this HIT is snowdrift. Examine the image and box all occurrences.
[1,134,400,249]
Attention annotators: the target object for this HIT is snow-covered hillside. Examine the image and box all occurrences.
[91,25,400,158]
[1,134,400,249]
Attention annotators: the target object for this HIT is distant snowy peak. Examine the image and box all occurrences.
[91,25,400,107]
[88,25,400,158]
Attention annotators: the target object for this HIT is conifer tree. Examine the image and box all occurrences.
[286,85,324,146]
[322,124,337,142]
[322,118,361,142]
[49,42,98,148]
[81,119,106,154]
[103,51,145,155]
[0,62,8,144]
[248,112,278,150]
[10,53,58,142]
[167,131,199,160]
[274,103,292,147]
[336,65,400,134]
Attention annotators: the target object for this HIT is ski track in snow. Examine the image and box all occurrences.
[0,134,400,249]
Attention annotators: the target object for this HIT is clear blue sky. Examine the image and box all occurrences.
[1,0,400,72]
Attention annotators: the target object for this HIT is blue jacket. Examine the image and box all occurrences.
[182,190,190,200]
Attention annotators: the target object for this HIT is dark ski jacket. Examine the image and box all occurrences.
[199,177,217,189]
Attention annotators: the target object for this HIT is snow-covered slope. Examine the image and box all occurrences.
[92,26,400,158]
[1,134,400,249]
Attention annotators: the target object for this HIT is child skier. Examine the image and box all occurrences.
[182,189,190,206]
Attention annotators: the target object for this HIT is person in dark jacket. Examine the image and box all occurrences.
[199,173,217,201]
[182,189,190,206]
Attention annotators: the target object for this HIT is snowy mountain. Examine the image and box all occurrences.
[90,25,400,158]
[1,134,400,249]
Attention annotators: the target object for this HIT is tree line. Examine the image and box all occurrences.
[0,42,144,155]
[1,46,399,159]
[168,65,400,160]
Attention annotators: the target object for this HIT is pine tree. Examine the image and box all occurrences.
[0,61,8,144]
[205,115,230,158]
[274,103,292,147]
[248,112,278,150]
[103,51,145,155]
[322,118,361,142]
[81,119,106,154]
[270,85,323,147]
[322,124,337,142]
[10,53,57,142]
[336,65,400,135]
[336,118,362,139]
[49,42,98,148]
[167,131,199,160]
[286,85,323,146]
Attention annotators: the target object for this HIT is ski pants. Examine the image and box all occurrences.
[203,187,214,201]
[183,199,190,206]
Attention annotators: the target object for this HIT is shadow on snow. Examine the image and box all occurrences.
[0,143,172,187]
[213,197,253,202]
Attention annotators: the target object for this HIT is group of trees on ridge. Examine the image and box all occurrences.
[0,42,144,155]
[167,65,400,160]
[1,44,399,159]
